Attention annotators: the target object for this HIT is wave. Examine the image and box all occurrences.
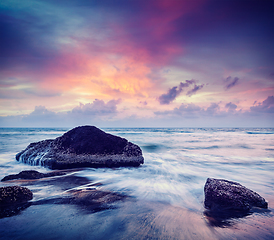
[141,144,168,153]
[181,144,254,150]
[246,131,274,135]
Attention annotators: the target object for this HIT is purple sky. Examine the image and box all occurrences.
[0,0,273,127]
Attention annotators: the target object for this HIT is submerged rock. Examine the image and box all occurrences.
[33,188,127,213]
[204,178,268,212]
[16,126,144,169]
[0,186,33,205]
[1,170,66,182]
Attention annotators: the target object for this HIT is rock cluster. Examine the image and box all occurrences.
[0,170,127,218]
[204,178,268,212]
[16,126,144,169]
[0,186,33,205]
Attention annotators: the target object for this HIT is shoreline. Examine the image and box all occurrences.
[1,197,274,240]
[1,127,274,239]
[1,170,274,240]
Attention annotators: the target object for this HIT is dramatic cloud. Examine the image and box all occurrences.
[30,106,55,115]
[173,103,203,117]
[186,84,204,96]
[156,102,225,118]
[71,99,121,116]
[0,99,122,127]
[205,103,220,115]
[0,0,273,127]
[225,102,237,111]
[154,96,274,127]
[250,96,274,113]
[158,80,196,104]
[19,105,62,127]
[0,96,274,127]
[224,77,239,90]
[179,80,196,88]
[155,103,203,117]
[158,86,182,105]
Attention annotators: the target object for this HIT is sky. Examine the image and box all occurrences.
[0,0,273,128]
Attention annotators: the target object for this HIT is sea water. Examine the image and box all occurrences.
[0,127,274,239]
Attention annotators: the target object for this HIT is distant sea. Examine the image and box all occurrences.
[0,127,274,239]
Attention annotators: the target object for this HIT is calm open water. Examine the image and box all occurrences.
[0,127,274,239]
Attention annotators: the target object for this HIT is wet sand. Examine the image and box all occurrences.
[1,170,274,240]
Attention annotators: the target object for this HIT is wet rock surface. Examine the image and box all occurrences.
[0,169,127,218]
[204,178,268,212]
[0,173,273,239]
[0,185,33,218]
[0,186,33,205]
[16,126,144,169]
[1,170,66,182]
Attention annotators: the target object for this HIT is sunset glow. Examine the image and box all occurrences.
[0,0,273,127]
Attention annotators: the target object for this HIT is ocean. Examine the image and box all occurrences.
[0,127,274,239]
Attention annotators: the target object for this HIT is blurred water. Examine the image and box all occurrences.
[1,127,274,239]
[0,127,273,211]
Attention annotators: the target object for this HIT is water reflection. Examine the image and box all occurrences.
[203,209,252,227]
[0,202,31,219]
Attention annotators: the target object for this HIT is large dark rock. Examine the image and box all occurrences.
[204,178,268,212]
[1,170,66,182]
[0,186,33,205]
[16,126,144,169]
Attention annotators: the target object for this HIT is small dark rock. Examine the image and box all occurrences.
[1,170,66,182]
[16,126,144,169]
[0,186,33,205]
[32,174,92,191]
[0,186,33,218]
[204,178,268,212]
